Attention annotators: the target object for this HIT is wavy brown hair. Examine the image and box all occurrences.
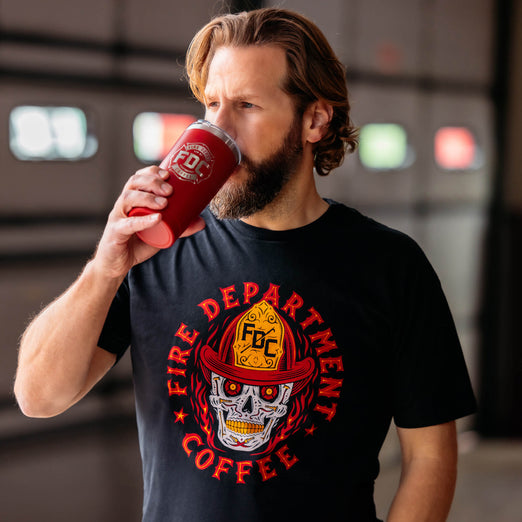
[185,7,358,176]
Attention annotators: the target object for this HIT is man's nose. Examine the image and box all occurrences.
[207,107,236,140]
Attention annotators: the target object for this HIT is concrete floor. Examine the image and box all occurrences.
[375,435,522,522]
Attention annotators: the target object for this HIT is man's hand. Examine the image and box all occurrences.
[93,166,173,280]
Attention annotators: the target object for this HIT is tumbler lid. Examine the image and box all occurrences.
[191,119,241,164]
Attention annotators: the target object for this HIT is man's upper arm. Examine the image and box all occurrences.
[387,422,459,521]
[396,421,457,463]
[75,347,117,403]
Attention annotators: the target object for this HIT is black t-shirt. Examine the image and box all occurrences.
[99,202,476,522]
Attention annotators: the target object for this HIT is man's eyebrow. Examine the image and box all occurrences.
[204,91,263,101]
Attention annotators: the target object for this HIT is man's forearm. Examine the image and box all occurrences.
[14,260,122,417]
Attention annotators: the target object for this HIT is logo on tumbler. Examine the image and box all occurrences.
[168,142,214,184]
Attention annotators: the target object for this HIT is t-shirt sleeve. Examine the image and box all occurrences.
[98,277,131,361]
[391,236,477,428]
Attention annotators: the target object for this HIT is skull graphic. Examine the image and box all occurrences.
[209,372,293,451]
[199,300,315,453]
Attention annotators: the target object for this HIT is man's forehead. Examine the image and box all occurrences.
[204,45,288,94]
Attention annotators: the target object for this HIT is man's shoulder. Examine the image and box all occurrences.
[327,201,418,247]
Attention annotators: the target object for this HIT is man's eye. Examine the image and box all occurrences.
[241,102,255,109]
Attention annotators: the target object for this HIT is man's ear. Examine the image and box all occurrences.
[304,100,333,144]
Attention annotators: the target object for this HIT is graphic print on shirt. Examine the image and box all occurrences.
[167,282,344,483]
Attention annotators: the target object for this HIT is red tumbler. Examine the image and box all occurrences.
[129,119,241,248]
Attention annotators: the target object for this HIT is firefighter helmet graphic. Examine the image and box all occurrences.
[200,300,314,451]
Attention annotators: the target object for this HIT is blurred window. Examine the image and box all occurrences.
[434,126,482,170]
[358,123,411,170]
[9,106,97,161]
[133,112,197,163]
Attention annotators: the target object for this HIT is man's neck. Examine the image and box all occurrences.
[240,167,329,231]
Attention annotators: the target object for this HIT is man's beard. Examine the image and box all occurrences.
[209,114,304,220]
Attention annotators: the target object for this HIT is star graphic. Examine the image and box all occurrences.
[174,408,188,424]
[305,424,317,437]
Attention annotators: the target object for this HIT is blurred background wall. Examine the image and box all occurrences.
[0,0,520,520]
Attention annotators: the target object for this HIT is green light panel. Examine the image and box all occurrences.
[359,123,409,171]
[9,106,97,161]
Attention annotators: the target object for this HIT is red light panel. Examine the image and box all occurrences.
[160,114,197,158]
[435,127,477,170]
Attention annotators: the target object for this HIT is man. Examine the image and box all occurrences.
[14,8,476,522]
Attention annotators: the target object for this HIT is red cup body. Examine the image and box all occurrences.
[129,120,240,248]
